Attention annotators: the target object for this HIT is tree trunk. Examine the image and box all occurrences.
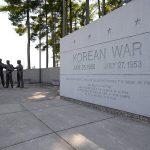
[102,0,106,16]
[69,0,72,33]
[52,15,56,68]
[52,3,56,67]
[62,0,66,37]
[75,13,77,30]
[27,0,30,69]
[45,0,48,68]
[65,0,68,35]
[39,1,42,83]
[98,0,101,18]
[39,30,41,83]
[85,0,89,25]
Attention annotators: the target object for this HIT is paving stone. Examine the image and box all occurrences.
[49,99,73,107]
[3,134,74,150]
[1,86,150,150]
[31,104,114,132]
[58,117,150,150]
[0,86,59,104]
[0,111,52,149]
[22,99,73,111]
[0,104,25,115]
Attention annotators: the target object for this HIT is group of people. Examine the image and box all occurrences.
[0,59,24,88]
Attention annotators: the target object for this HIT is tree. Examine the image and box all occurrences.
[97,0,101,18]
[45,0,48,68]
[102,0,106,16]
[27,0,31,69]
[85,0,89,25]
[106,0,123,12]
[69,0,72,33]
[62,0,66,37]
[0,0,39,69]
[1,0,124,68]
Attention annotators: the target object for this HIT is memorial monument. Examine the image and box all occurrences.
[60,0,150,117]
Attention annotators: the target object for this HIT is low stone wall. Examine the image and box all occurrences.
[1,67,60,85]
[41,68,60,85]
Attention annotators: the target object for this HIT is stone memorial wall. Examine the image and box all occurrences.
[60,0,150,117]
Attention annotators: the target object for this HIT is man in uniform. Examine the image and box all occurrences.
[15,60,24,88]
[0,58,5,87]
[5,60,14,88]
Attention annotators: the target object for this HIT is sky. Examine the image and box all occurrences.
[0,1,53,69]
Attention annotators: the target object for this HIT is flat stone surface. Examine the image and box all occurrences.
[3,134,74,150]
[59,117,150,150]
[0,85,59,104]
[0,111,52,149]
[49,99,73,107]
[22,99,73,111]
[0,85,150,150]
[31,104,114,131]
[0,104,25,115]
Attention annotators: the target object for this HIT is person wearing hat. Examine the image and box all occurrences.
[5,60,14,88]
[15,60,24,88]
[0,58,5,87]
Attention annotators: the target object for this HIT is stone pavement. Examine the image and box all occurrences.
[0,85,150,150]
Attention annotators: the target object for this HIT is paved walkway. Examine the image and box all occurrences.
[0,85,150,150]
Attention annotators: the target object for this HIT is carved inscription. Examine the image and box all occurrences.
[73,41,143,71]
[66,77,150,101]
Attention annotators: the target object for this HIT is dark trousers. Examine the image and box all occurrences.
[17,72,24,88]
[0,72,5,87]
[6,72,13,88]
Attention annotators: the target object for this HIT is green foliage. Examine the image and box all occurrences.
[15,24,26,35]
[107,0,123,12]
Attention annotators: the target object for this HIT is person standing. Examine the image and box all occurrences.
[15,60,24,88]
[0,58,5,87]
[5,60,14,88]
